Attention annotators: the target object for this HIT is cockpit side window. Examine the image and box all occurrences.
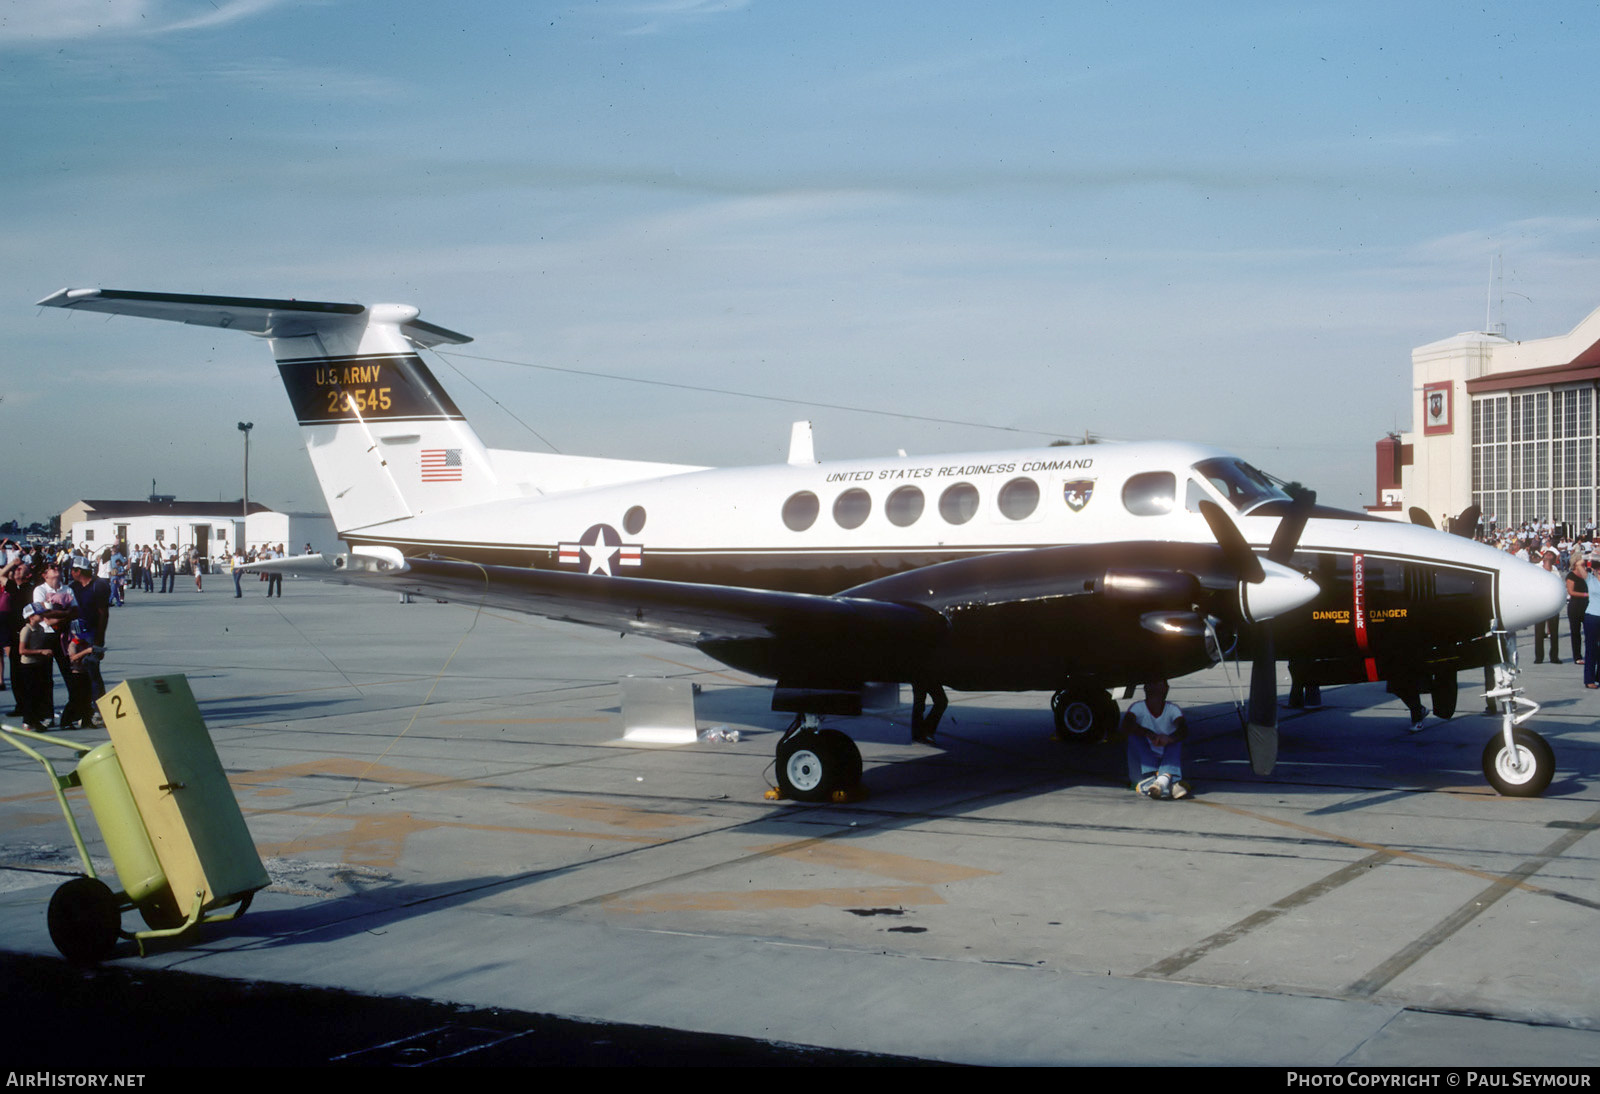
[1121,471,1176,516]
[1191,458,1290,514]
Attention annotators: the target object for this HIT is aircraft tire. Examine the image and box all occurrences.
[48,877,121,964]
[816,729,863,790]
[1481,728,1554,798]
[1431,669,1458,720]
[776,730,860,802]
[1051,687,1104,744]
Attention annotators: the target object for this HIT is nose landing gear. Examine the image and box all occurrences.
[1480,658,1554,797]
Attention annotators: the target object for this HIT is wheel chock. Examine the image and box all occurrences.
[764,783,867,803]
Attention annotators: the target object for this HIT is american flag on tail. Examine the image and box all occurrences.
[421,448,463,482]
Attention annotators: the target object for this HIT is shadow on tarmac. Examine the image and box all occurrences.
[1,951,949,1067]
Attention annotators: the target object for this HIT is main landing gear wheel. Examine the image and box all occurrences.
[776,728,862,802]
[1052,687,1116,744]
[47,877,121,963]
[1482,728,1554,798]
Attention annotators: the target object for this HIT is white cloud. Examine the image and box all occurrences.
[1,0,148,41]
[616,0,750,36]
[0,0,289,45]
[203,57,404,99]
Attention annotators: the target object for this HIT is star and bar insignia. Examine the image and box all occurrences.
[557,523,643,576]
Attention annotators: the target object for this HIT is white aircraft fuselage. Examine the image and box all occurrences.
[37,287,1565,745]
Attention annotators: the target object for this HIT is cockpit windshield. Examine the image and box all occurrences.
[1191,458,1290,514]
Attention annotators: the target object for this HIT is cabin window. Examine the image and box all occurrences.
[997,477,1040,520]
[939,482,979,525]
[623,506,647,535]
[1122,472,1177,516]
[886,486,925,527]
[833,488,872,529]
[782,491,819,532]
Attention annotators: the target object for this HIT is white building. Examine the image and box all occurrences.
[1401,301,1600,534]
[63,499,337,562]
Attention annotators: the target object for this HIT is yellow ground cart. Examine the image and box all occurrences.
[1,674,268,961]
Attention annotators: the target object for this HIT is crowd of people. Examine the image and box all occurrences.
[1480,521,1600,687]
[0,537,296,732]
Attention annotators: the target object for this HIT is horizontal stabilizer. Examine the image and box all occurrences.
[36,288,472,347]
[237,555,341,576]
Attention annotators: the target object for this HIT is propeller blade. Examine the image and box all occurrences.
[1246,631,1279,775]
[1203,497,1304,776]
[1450,504,1481,538]
[1267,490,1316,565]
[1199,500,1264,584]
[1407,507,1435,530]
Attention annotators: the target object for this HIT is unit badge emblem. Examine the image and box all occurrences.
[1062,479,1096,512]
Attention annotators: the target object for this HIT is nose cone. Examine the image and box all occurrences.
[1240,558,1320,624]
[1498,561,1568,630]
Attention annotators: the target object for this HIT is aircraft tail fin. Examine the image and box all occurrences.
[37,288,502,533]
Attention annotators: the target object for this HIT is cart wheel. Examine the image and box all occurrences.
[138,886,186,931]
[48,877,120,963]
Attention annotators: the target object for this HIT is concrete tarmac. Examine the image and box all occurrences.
[1,579,1598,1066]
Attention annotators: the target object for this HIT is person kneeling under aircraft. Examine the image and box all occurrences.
[1122,679,1189,800]
[910,681,948,743]
[1387,661,1431,732]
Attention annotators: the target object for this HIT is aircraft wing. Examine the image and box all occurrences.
[256,554,948,682]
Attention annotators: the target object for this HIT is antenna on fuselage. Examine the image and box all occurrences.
[787,421,817,465]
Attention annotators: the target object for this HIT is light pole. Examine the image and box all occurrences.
[237,422,253,520]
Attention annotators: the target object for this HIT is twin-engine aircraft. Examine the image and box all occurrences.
[38,288,1568,798]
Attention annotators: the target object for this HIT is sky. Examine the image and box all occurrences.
[6,0,1600,525]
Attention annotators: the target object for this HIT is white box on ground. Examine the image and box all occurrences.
[620,677,698,744]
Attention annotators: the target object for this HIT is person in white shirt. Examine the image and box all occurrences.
[1120,679,1190,800]
[262,544,283,597]
[31,563,77,637]
[160,543,178,593]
